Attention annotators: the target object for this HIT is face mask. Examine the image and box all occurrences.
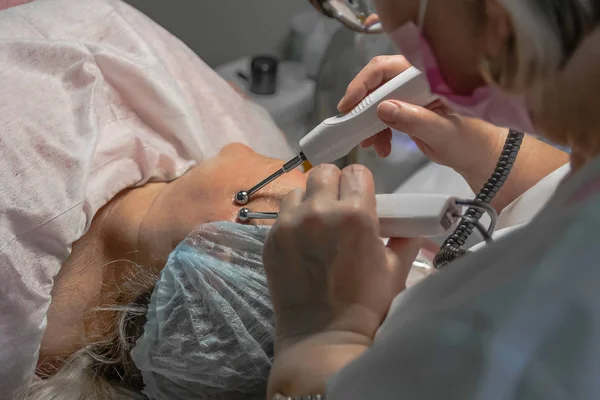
[388,0,536,134]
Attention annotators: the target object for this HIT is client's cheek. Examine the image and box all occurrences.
[269,169,306,199]
[244,170,307,213]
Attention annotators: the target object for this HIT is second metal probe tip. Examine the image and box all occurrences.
[235,153,306,205]
[238,208,279,222]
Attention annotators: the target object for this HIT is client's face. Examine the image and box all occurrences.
[41,143,306,371]
[105,143,307,270]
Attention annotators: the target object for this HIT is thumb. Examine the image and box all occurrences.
[377,100,453,142]
[386,238,422,289]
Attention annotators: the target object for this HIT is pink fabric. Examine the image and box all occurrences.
[0,0,293,397]
[0,0,31,10]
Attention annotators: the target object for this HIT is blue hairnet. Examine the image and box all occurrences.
[130,221,274,400]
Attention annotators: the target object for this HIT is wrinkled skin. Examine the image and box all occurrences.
[40,143,306,371]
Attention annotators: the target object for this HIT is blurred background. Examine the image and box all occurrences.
[124,0,313,67]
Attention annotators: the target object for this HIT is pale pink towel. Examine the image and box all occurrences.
[0,0,294,397]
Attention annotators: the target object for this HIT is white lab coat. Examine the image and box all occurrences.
[328,157,600,399]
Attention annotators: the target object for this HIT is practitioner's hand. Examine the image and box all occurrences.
[338,55,505,180]
[264,163,420,341]
[262,163,421,396]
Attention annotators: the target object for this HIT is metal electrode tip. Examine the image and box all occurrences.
[235,191,250,205]
[238,208,251,222]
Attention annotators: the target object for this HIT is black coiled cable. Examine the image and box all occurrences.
[433,129,525,269]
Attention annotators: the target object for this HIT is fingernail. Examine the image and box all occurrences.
[337,96,346,111]
[378,101,399,123]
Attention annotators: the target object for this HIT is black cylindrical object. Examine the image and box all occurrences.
[249,55,279,95]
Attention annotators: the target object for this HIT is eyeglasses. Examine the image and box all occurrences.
[307,0,384,34]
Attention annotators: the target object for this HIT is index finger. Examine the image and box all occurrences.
[338,56,411,113]
[304,164,342,202]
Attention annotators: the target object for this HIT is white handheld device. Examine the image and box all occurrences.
[377,194,460,238]
[238,194,461,238]
[235,66,437,206]
[300,66,436,165]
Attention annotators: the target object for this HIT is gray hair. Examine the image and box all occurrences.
[492,0,599,90]
[19,264,158,400]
